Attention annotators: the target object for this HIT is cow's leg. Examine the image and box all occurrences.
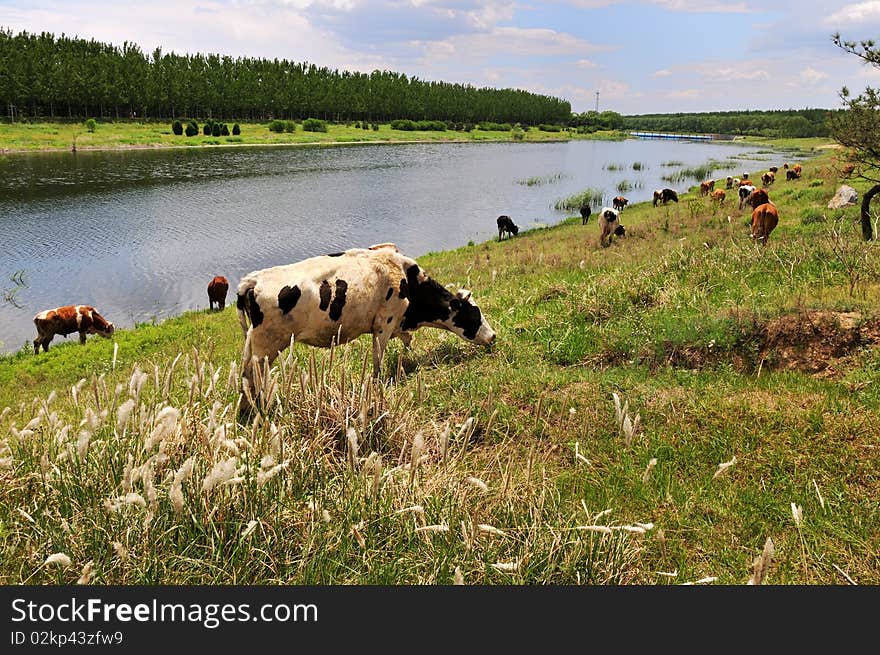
[79,331,87,344]
[219,300,225,311]
[33,337,40,355]
[371,326,394,378]
[239,328,287,418]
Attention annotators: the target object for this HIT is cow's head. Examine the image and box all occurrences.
[401,266,495,346]
[90,311,115,338]
[614,224,626,237]
[510,224,519,235]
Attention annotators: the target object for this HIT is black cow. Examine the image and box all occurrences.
[580,205,592,225]
[652,188,679,207]
[496,215,519,241]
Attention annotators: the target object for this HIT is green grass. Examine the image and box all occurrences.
[1,144,879,585]
[554,188,605,211]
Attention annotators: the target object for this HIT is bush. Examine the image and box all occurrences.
[389,119,446,131]
[539,124,563,132]
[354,122,361,129]
[221,124,230,136]
[232,123,240,135]
[171,120,183,136]
[203,122,212,136]
[210,123,220,137]
[268,119,286,133]
[185,123,198,137]
[84,118,97,133]
[478,121,513,131]
[284,120,296,133]
[371,122,379,131]
[302,118,328,132]
[512,126,525,141]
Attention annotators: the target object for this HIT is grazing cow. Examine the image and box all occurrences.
[726,176,734,189]
[699,180,715,196]
[739,178,753,187]
[783,163,789,170]
[842,163,856,176]
[598,207,623,247]
[710,188,726,205]
[769,166,778,174]
[208,275,229,311]
[496,215,519,241]
[33,305,114,354]
[786,169,798,181]
[612,196,629,212]
[792,164,802,177]
[750,203,779,245]
[761,171,775,187]
[653,188,679,207]
[738,184,756,210]
[746,188,770,210]
[580,205,592,224]
[235,244,496,413]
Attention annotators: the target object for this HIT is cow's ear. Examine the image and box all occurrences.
[456,289,472,301]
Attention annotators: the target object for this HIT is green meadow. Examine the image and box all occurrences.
[1,143,878,585]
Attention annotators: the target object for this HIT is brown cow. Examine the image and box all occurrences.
[786,169,798,181]
[612,196,629,211]
[710,188,726,205]
[747,188,770,210]
[792,164,802,177]
[750,203,779,245]
[761,171,775,187]
[699,180,715,196]
[33,305,114,354]
[208,276,230,310]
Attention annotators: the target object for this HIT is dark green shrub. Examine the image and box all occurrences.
[185,123,198,137]
[212,123,221,137]
[354,121,361,129]
[285,120,296,133]
[302,118,328,132]
[172,120,183,136]
[371,122,379,131]
[232,123,240,135]
[268,119,286,133]
[478,122,512,131]
[203,122,212,136]
[221,124,230,136]
[364,121,370,130]
[538,124,563,132]
[84,118,97,133]
[389,119,445,131]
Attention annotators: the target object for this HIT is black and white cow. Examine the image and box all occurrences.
[652,188,679,207]
[738,184,757,210]
[598,207,623,247]
[496,215,519,241]
[236,243,496,413]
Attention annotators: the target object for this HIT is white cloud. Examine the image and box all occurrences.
[825,1,880,25]
[416,26,608,61]
[665,89,700,99]
[576,59,598,68]
[799,67,829,83]
[647,0,753,13]
[707,66,770,81]
[652,69,672,77]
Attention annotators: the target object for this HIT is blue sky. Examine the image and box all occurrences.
[2,0,879,114]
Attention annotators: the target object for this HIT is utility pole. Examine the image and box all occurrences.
[595,91,599,113]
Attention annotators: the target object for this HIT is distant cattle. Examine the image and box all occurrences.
[726,176,734,189]
[496,215,519,241]
[769,166,778,174]
[750,203,779,245]
[653,188,679,207]
[710,188,726,205]
[783,163,789,170]
[208,275,229,311]
[612,196,629,212]
[580,205,592,225]
[761,171,775,187]
[738,184,757,210]
[33,305,114,354]
[699,180,715,196]
[792,164,802,177]
[598,207,623,247]
[842,163,856,176]
[786,169,798,181]
[235,244,496,414]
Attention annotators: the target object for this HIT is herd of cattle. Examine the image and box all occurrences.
[29,159,801,412]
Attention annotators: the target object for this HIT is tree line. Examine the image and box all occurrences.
[618,109,834,138]
[0,29,571,125]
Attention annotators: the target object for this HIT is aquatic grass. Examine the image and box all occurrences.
[661,160,684,167]
[516,172,565,187]
[554,188,605,211]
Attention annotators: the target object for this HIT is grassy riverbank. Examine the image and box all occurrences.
[1,144,878,585]
[0,120,625,153]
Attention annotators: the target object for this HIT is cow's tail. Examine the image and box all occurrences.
[236,277,257,337]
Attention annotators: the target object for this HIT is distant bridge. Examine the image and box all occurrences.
[629,131,735,142]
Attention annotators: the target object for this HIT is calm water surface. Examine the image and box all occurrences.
[0,139,791,353]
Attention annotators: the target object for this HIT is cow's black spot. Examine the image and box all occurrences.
[401,276,452,332]
[278,285,301,314]
[387,317,393,324]
[236,294,245,311]
[327,252,344,257]
[328,279,348,321]
[399,278,409,299]
[386,287,394,301]
[245,288,263,329]
[319,280,332,311]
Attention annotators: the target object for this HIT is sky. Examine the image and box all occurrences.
[2,0,880,114]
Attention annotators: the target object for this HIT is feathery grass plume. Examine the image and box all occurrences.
[747,537,775,585]
[202,457,240,493]
[713,455,737,480]
[169,456,195,515]
[416,523,449,533]
[681,576,717,585]
[812,479,825,511]
[76,429,91,459]
[395,505,425,515]
[791,502,803,527]
[25,415,42,431]
[465,476,489,493]
[241,520,258,539]
[322,509,331,523]
[0,439,11,469]
[576,525,613,534]
[116,399,135,434]
[44,552,72,568]
[104,492,147,512]
[364,452,383,497]
[453,566,464,585]
[257,457,289,488]
[574,441,591,466]
[491,561,519,573]
[612,391,641,446]
[71,378,86,407]
[439,423,451,462]
[145,406,180,451]
[642,458,657,483]
[346,427,359,471]
[478,524,507,537]
[112,542,128,561]
[76,560,95,584]
[112,342,118,370]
